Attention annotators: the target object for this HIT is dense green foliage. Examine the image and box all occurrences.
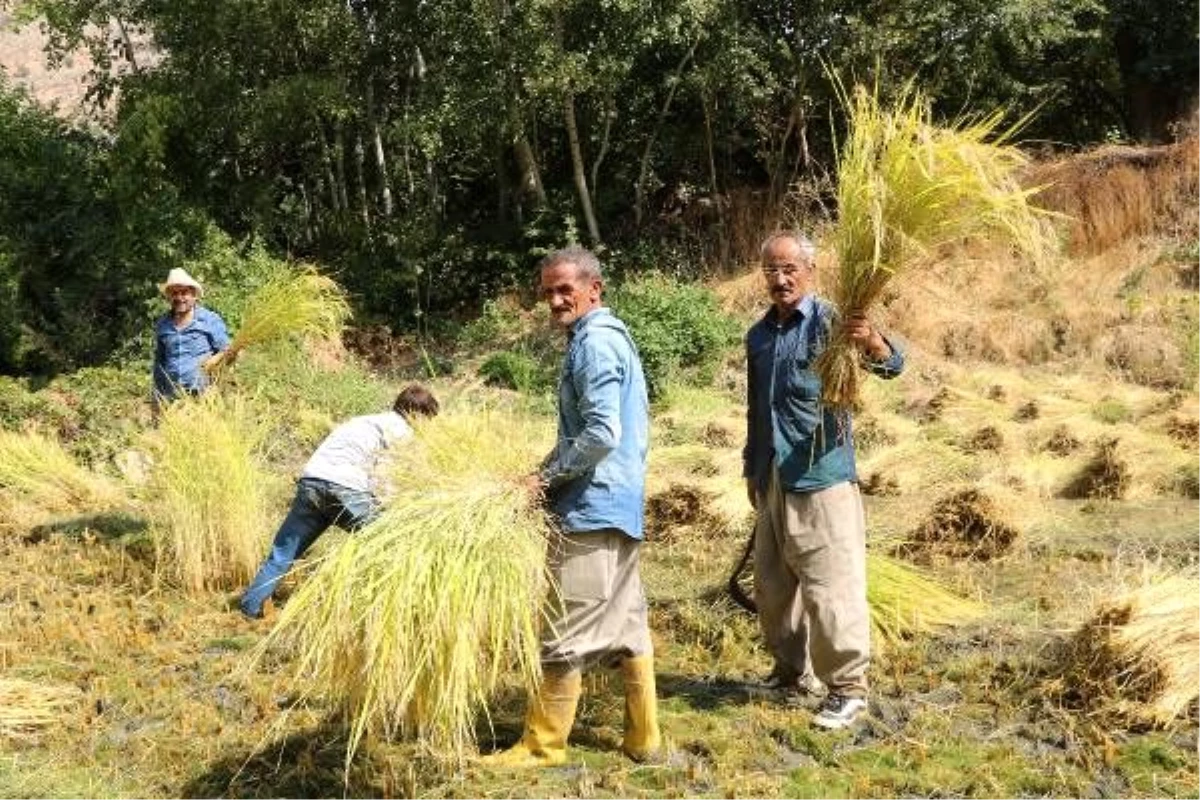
[608,274,740,399]
[1,0,1196,376]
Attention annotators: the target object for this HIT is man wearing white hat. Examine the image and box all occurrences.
[151,267,235,404]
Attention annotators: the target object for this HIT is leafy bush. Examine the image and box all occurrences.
[607,274,740,399]
[478,350,555,394]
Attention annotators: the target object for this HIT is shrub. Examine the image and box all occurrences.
[478,350,554,394]
[607,274,740,399]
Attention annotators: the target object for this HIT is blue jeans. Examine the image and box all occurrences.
[240,477,379,616]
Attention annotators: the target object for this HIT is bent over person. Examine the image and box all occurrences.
[238,384,440,619]
[744,233,905,730]
[484,246,660,767]
[152,267,234,406]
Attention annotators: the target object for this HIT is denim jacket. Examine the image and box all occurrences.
[743,294,905,494]
[152,306,230,400]
[541,308,649,540]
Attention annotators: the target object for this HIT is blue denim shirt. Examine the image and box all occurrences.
[541,307,650,540]
[152,306,230,400]
[743,294,905,494]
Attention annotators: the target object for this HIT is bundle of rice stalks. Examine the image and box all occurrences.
[256,408,552,767]
[867,553,985,647]
[817,81,1053,410]
[645,484,717,542]
[145,391,273,592]
[898,487,1020,562]
[1060,436,1129,499]
[0,430,120,516]
[1050,574,1199,726]
[228,266,351,356]
[0,677,82,739]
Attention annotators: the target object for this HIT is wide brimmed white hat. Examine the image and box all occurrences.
[160,267,203,298]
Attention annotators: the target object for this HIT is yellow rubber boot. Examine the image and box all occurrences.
[481,668,581,767]
[620,654,662,762]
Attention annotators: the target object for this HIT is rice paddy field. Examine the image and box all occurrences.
[0,140,1197,798]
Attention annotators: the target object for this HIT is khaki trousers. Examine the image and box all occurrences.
[754,470,870,697]
[540,528,652,672]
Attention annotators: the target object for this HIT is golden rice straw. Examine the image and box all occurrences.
[228,266,351,355]
[145,391,272,592]
[0,677,82,738]
[1063,574,1199,725]
[867,552,984,646]
[256,408,552,767]
[0,429,120,515]
[818,80,1054,410]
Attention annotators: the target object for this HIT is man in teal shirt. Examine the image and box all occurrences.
[743,233,904,730]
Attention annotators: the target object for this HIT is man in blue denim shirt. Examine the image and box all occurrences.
[484,246,660,768]
[744,233,904,730]
[151,268,235,405]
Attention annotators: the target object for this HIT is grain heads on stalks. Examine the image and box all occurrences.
[256,408,553,767]
[228,266,351,356]
[867,553,985,648]
[818,81,1055,410]
[0,429,120,517]
[1050,574,1199,726]
[145,391,273,592]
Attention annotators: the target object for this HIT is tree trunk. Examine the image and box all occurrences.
[590,95,615,201]
[634,37,700,227]
[563,90,601,244]
[367,83,393,217]
[354,132,371,229]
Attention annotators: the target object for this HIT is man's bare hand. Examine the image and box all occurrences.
[844,312,891,360]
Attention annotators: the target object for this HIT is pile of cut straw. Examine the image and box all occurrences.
[0,677,82,739]
[0,429,120,515]
[228,266,351,356]
[1054,574,1198,725]
[818,82,1053,409]
[145,391,273,591]
[256,408,552,766]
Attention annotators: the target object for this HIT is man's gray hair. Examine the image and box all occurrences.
[760,232,816,263]
[539,246,603,282]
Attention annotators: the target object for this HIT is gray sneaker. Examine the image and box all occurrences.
[812,693,867,730]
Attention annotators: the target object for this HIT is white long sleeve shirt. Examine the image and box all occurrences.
[301,411,413,493]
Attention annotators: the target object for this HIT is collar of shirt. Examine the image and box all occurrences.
[567,306,610,340]
[764,292,817,327]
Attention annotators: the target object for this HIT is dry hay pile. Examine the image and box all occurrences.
[0,429,121,521]
[1027,136,1199,254]
[1165,415,1199,448]
[961,425,1004,453]
[899,487,1020,561]
[0,677,82,739]
[1048,574,1199,726]
[1060,436,1130,499]
[1042,424,1083,456]
[645,483,719,542]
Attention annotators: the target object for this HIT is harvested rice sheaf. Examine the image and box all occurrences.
[257,409,552,766]
[145,392,272,592]
[1060,436,1130,499]
[899,487,1020,561]
[0,677,82,739]
[0,429,120,515]
[646,484,717,542]
[229,266,351,355]
[817,81,1054,410]
[1051,575,1199,726]
[867,553,985,646]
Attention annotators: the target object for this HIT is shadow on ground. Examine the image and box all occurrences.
[180,718,397,798]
